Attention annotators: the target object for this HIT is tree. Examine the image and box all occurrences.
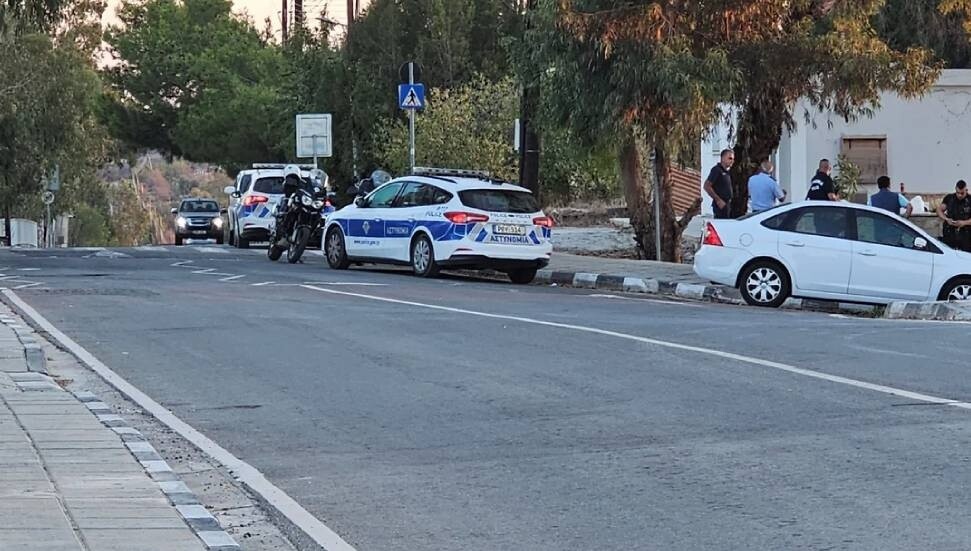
[529,0,733,261]
[725,2,939,216]
[876,0,971,68]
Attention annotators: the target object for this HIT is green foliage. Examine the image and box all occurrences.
[377,76,519,181]
[69,203,109,246]
[834,155,863,201]
[877,0,971,68]
[106,182,150,246]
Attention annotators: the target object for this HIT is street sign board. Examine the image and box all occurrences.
[295,114,332,158]
[398,84,425,110]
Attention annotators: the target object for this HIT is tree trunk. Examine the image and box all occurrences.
[619,134,701,262]
[3,204,10,247]
[730,85,788,218]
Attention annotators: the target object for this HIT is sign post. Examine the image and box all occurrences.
[295,114,333,169]
[397,62,425,174]
[42,191,55,248]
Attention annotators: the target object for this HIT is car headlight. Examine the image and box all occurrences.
[312,200,324,210]
[212,217,223,228]
[301,195,313,207]
[176,217,187,228]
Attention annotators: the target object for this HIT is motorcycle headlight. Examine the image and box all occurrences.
[312,200,324,210]
[176,217,187,228]
[212,217,223,227]
[301,195,313,207]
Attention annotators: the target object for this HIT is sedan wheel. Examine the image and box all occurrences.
[739,261,790,308]
[943,278,971,301]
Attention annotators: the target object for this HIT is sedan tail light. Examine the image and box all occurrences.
[243,195,269,207]
[702,222,723,246]
[444,211,490,224]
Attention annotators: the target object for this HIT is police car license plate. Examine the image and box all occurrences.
[493,224,526,236]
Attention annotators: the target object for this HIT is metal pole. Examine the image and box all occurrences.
[46,204,51,248]
[652,148,662,261]
[312,135,318,170]
[408,63,416,174]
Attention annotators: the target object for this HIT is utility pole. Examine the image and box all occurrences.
[281,0,288,43]
[518,0,540,198]
[347,0,355,24]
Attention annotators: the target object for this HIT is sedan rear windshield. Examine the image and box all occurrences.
[459,189,539,213]
[253,177,285,194]
[180,200,219,213]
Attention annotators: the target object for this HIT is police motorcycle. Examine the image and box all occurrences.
[268,166,335,264]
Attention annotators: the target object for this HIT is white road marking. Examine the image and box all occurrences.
[191,268,216,274]
[3,290,357,551]
[251,281,276,287]
[586,294,701,307]
[17,268,40,271]
[301,284,971,411]
[193,246,229,254]
[302,281,389,287]
[0,276,20,281]
[13,282,42,289]
[219,275,246,282]
[171,261,196,268]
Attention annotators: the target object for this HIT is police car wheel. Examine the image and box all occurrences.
[325,228,351,270]
[508,269,537,285]
[942,278,971,301]
[739,260,790,308]
[411,234,440,278]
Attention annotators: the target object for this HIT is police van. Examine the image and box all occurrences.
[322,168,553,283]
[224,163,319,248]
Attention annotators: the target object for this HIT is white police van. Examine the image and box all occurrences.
[322,168,553,283]
[224,163,318,248]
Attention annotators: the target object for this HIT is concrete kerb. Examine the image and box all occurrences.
[0,297,241,551]
[535,268,885,316]
[0,314,48,374]
[885,299,971,321]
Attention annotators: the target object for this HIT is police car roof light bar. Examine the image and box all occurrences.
[251,163,316,170]
[412,167,493,179]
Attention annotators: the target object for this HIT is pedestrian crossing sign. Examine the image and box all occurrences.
[398,84,425,110]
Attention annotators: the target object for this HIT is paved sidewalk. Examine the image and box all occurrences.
[0,315,210,550]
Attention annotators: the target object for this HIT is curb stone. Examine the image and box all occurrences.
[73,388,241,550]
[0,317,47,373]
[535,268,885,316]
[885,300,971,321]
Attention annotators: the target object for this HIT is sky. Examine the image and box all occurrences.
[105,0,370,36]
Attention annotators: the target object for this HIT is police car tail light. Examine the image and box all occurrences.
[444,212,489,224]
[532,216,554,228]
[702,222,723,247]
[243,195,269,207]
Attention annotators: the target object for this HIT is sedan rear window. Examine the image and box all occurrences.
[459,189,539,213]
[253,177,285,194]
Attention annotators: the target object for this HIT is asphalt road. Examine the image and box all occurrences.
[5,245,971,550]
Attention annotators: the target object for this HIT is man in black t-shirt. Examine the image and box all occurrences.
[938,180,971,251]
[704,149,735,219]
[806,159,838,201]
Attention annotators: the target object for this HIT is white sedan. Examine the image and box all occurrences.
[322,168,553,283]
[694,201,971,307]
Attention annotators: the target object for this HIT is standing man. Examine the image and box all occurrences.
[704,149,735,219]
[806,159,838,201]
[938,180,971,251]
[747,159,785,213]
[870,175,912,217]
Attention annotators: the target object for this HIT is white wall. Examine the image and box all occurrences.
[701,70,971,211]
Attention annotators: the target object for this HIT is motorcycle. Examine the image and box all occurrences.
[268,175,334,264]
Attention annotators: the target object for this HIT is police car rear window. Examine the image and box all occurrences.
[253,177,285,194]
[459,190,539,213]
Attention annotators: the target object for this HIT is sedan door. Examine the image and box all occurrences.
[847,210,935,301]
[344,182,403,258]
[777,206,854,295]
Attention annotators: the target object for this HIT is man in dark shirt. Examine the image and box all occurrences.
[806,159,838,201]
[703,149,735,219]
[938,180,971,251]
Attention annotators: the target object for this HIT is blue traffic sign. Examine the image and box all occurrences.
[398,84,425,110]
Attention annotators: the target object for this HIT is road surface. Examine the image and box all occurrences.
[3,245,970,550]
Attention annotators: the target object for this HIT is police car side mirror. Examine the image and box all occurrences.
[223,186,236,196]
[354,196,367,208]
[914,237,928,250]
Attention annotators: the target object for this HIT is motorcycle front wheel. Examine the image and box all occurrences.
[287,226,311,264]
[267,242,284,261]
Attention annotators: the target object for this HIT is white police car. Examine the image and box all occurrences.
[224,163,318,248]
[322,168,553,283]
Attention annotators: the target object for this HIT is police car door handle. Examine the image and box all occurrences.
[373,218,383,223]
[785,240,805,247]
[408,218,415,223]
[857,249,877,256]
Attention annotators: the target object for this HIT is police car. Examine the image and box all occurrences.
[322,168,553,283]
[224,163,318,248]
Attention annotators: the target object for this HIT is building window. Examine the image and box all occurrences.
[840,136,887,186]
